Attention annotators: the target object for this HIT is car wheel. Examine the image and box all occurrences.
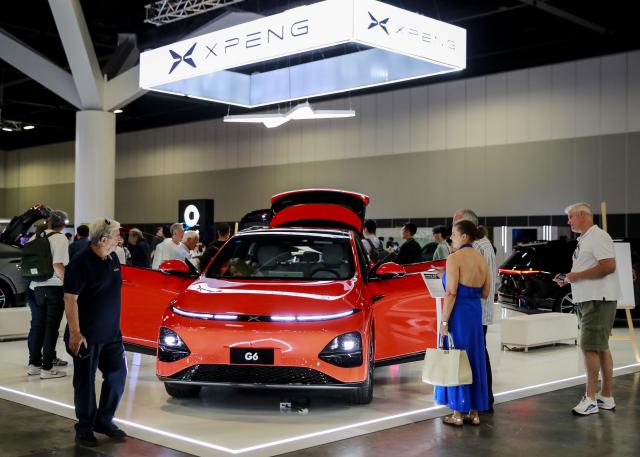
[0,281,15,309]
[554,291,575,314]
[347,332,374,405]
[164,382,202,399]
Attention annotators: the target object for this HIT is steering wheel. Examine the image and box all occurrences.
[311,268,340,279]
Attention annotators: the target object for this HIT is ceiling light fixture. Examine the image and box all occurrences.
[224,102,355,128]
[113,109,123,114]
[0,120,35,132]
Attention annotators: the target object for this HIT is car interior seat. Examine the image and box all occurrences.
[312,244,350,279]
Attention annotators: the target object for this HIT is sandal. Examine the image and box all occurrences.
[443,415,463,427]
[463,414,480,425]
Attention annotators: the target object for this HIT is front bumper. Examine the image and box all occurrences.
[159,364,365,389]
[156,307,369,384]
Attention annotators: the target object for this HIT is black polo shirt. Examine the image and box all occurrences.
[63,247,123,344]
[395,238,423,265]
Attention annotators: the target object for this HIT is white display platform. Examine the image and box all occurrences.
[1,306,639,457]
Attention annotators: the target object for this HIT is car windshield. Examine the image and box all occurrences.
[205,233,355,280]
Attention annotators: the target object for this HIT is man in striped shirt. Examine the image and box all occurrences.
[454,208,497,412]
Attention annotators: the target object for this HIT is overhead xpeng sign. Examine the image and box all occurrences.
[140,0,466,108]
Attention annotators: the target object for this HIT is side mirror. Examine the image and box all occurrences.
[371,262,406,279]
[159,260,197,277]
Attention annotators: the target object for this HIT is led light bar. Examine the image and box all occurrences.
[170,306,356,321]
[224,102,355,128]
[139,0,466,108]
[171,306,215,319]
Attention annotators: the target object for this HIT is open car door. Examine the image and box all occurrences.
[120,264,196,353]
[367,260,445,364]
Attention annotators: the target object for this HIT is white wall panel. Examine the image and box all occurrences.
[465,77,485,148]
[575,58,601,137]
[485,73,507,145]
[392,88,412,154]
[446,80,466,150]
[427,84,446,151]
[236,123,252,168]
[629,51,640,132]
[358,94,376,158]
[375,92,394,156]
[528,66,552,141]
[299,118,315,163]
[507,70,529,144]
[600,54,627,135]
[550,62,576,140]
[409,86,428,152]
[247,120,262,167]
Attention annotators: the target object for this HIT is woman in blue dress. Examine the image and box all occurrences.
[435,220,491,426]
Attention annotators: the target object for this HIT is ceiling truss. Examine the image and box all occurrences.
[144,0,246,26]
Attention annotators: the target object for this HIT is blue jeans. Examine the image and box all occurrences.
[65,340,127,434]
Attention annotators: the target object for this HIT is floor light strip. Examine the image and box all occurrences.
[1,362,638,455]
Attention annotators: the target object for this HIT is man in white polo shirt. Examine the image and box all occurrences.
[555,202,620,415]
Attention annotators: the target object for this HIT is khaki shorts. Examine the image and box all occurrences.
[576,300,617,352]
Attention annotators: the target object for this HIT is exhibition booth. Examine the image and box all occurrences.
[2,1,640,456]
[1,303,639,456]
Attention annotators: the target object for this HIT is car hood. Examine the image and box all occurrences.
[174,277,360,315]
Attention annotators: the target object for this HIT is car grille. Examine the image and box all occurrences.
[167,364,344,385]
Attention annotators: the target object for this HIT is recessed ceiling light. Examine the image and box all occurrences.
[113,109,123,114]
[2,127,13,132]
[23,125,35,130]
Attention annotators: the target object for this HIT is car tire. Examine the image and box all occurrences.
[554,290,575,314]
[347,332,374,405]
[164,382,202,399]
[0,281,15,309]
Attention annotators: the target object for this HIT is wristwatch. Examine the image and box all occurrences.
[441,321,448,327]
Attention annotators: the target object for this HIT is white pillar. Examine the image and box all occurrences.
[74,110,116,225]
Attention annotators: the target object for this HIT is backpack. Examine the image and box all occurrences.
[364,238,386,264]
[20,231,60,282]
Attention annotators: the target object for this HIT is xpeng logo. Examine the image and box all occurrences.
[368,11,389,35]
[169,42,197,74]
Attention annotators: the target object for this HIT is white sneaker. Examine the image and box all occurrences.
[27,364,41,376]
[596,392,616,410]
[572,395,599,415]
[40,368,66,379]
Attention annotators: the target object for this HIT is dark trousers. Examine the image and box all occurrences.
[30,286,64,370]
[483,325,494,407]
[65,340,127,434]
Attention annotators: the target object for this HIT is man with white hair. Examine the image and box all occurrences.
[555,202,620,415]
[453,208,497,412]
[151,222,184,269]
[64,218,128,446]
[172,230,199,264]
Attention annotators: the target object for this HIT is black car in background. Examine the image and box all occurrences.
[238,208,272,231]
[498,238,640,323]
[0,205,52,308]
[498,239,577,313]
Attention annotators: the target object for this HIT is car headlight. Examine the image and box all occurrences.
[158,327,190,362]
[318,332,362,367]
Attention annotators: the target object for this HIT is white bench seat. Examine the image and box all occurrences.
[501,312,578,352]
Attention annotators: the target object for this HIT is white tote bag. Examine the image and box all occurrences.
[422,334,473,386]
